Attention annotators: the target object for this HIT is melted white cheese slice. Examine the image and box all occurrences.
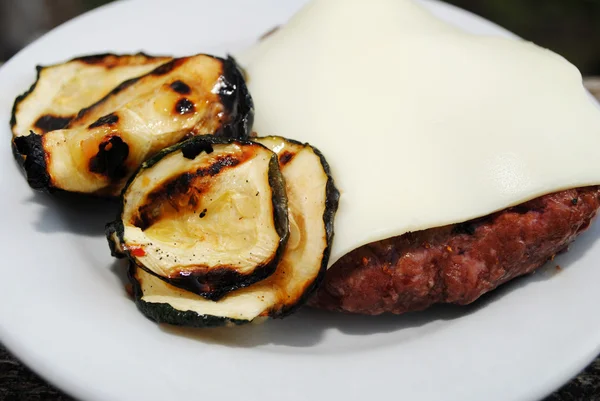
[240,0,600,266]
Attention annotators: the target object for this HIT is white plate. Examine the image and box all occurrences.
[0,1,598,400]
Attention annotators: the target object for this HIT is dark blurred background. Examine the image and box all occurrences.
[0,0,599,75]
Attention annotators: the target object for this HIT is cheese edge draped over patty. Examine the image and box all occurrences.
[239,0,600,266]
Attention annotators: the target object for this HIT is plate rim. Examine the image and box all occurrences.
[0,1,598,401]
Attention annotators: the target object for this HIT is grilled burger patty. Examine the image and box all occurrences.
[310,186,600,315]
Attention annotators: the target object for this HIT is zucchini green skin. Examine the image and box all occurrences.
[105,220,125,258]
[114,136,339,328]
[107,135,289,301]
[12,54,254,196]
[128,262,249,328]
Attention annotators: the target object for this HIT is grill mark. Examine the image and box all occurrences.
[170,80,191,95]
[175,98,195,115]
[108,77,139,96]
[89,136,130,179]
[88,113,119,129]
[72,77,140,124]
[34,114,72,133]
[133,155,241,230]
[150,58,186,76]
[279,151,295,166]
[72,56,178,124]
[147,262,279,301]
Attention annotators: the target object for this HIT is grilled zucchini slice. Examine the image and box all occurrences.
[11,52,172,140]
[107,136,288,300]
[13,54,254,197]
[123,136,339,327]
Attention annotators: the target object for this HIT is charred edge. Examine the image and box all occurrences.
[72,53,123,65]
[129,263,249,327]
[134,136,259,179]
[273,145,340,318]
[89,113,119,129]
[72,52,167,67]
[138,136,242,171]
[89,136,130,179]
[10,66,43,130]
[134,155,241,230]
[33,114,72,133]
[13,133,51,191]
[105,220,126,258]
[170,80,191,95]
[11,141,25,168]
[151,263,280,301]
[215,56,254,139]
[175,98,195,115]
[182,140,213,160]
[72,52,168,64]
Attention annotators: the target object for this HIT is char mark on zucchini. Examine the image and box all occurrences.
[170,80,191,95]
[88,113,119,129]
[11,52,172,138]
[150,59,185,76]
[132,154,243,230]
[105,77,140,98]
[107,136,288,301]
[34,115,72,133]
[88,136,129,179]
[174,98,195,115]
[13,54,254,197]
[119,136,339,327]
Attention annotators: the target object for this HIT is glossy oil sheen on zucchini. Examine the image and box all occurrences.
[13,54,254,196]
[11,53,172,140]
[123,136,339,327]
[107,136,289,301]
